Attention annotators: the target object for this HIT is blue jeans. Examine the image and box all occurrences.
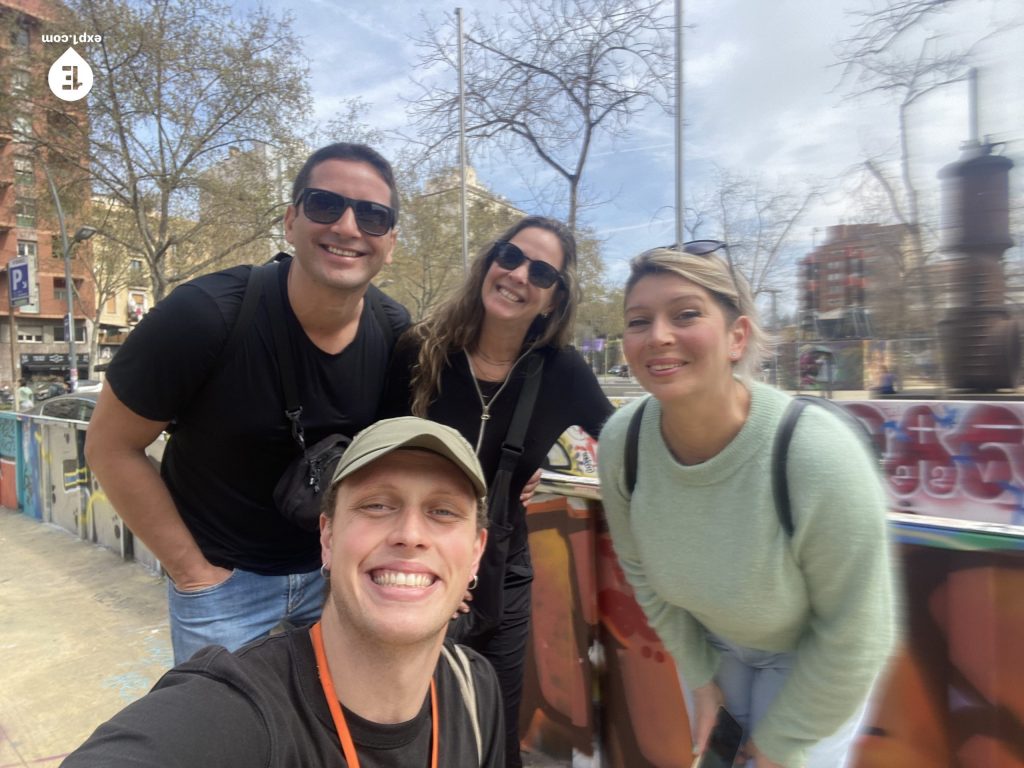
[168,567,325,664]
[681,632,869,768]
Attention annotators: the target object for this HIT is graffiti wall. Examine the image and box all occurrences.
[19,418,44,521]
[552,398,1024,526]
[0,413,19,510]
[862,400,1024,526]
[532,397,1024,766]
[520,493,1024,767]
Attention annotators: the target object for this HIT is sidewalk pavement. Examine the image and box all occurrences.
[0,510,565,768]
[0,509,171,768]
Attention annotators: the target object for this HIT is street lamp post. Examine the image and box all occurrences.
[41,162,96,391]
[63,226,97,390]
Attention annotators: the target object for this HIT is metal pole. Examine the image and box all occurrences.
[8,305,18,409]
[967,67,979,144]
[765,288,778,385]
[457,7,469,272]
[41,162,76,390]
[674,0,685,246]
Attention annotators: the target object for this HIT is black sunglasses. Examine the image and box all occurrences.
[295,188,395,236]
[490,241,564,289]
[648,239,740,295]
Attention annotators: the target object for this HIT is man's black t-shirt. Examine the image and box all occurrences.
[106,257,410,574]
[62,630,505,767]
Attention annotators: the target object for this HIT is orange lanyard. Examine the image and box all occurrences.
[310,622,439,768]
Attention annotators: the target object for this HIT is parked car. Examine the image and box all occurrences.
[75,379,104,393]
[608,364,630,378]
[33,381,67,401]
[30,391,99,422]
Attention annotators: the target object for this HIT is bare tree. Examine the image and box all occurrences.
[689,167,818,301]
[319,97,385,149]
[837,0,958,62]
[31,0,311,300]
[407,0,673,232]
[834,4,1000,331]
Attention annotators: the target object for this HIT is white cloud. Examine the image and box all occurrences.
[277,0,1022,291]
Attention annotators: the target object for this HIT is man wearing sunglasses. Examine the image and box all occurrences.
[86,143,411,664]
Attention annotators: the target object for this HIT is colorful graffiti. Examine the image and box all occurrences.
[551,398,1024,527]
[520,492,1024,768]
[531,397,1024,766]
[845,400,1024,525]
[19,419,44,521]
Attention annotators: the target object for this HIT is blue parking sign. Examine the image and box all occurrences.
[9,259,31,307]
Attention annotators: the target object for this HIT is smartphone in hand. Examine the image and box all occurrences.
[692,706,744,768]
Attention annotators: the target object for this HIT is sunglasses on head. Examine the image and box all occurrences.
[490,241,564,289]
[295,188,395,236]
[649,239,740,295]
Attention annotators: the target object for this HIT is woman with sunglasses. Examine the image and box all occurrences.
[597,245,895,768]
[381,215,614,767]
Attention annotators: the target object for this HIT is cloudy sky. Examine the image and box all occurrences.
[275,0,1023,294]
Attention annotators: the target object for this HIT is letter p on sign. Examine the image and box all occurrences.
[9,259,31,307]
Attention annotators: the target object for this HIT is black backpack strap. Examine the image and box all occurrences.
[624,397,649,496]
[773,394,879,538]
[365,283,396,351]
[259,261,306,453]
[220,265,264,362]
[773,397,809,537]
[496,353,544,477]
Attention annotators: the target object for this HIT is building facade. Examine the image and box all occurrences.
[798,223,909,340]
[1,0,95,388]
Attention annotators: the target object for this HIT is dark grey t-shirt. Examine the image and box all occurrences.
[63,631,505,767]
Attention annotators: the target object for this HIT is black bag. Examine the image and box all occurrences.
[448,353,544,643]
[273,432,351,532]
[190,256,402,531]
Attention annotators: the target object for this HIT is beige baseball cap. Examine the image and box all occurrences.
[330,417,487,498]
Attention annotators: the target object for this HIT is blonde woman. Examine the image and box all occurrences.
[598,243,895,767]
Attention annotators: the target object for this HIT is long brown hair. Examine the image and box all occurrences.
[407,216,580,416]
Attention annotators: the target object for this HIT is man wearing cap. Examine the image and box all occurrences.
[64,417,504,767]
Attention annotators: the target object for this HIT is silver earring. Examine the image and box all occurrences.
[320,563,330,579]
[468,575,479,591]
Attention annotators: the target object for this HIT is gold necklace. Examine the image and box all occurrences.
[464,349,529,454]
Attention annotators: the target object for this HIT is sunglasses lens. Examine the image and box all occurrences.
[352,201,393,236]
[682,240,725,256]
[494,242,526,271]
[528,262,559,289]
[303,190,344,224]
[494,243,560,289]
[301,189,393,235]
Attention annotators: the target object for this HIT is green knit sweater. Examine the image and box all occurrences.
[597,381,896,767]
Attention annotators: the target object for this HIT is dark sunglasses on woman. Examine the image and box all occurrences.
[490,241,564,289]
[295,187,396,236]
